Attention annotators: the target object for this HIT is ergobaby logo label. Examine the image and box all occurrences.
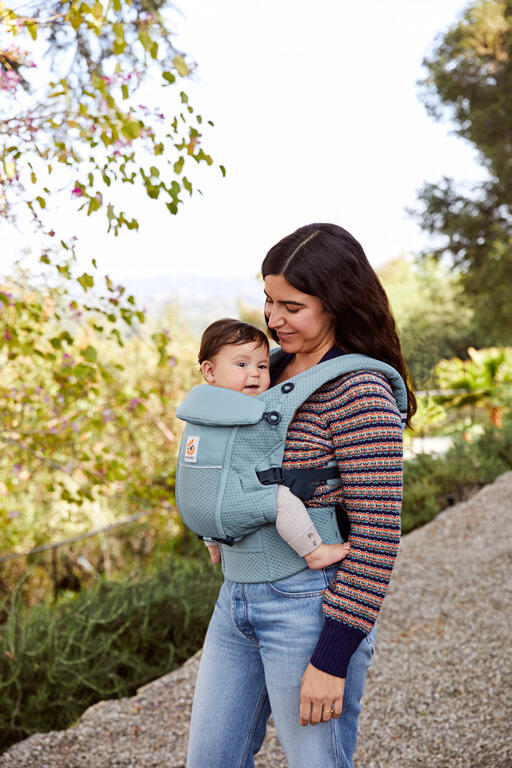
[185,436,200,463]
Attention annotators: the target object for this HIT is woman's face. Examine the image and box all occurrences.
[264,274,335,355]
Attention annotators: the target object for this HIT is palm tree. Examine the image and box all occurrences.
[434,347,512,428]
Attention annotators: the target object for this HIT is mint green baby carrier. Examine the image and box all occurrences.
[175,350,407,583]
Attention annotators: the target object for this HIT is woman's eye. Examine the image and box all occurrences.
[285,306,300,314]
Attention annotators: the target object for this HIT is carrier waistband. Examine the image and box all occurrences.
[256,466,340,500]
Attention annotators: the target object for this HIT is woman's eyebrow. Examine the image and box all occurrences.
[263,292,305,306]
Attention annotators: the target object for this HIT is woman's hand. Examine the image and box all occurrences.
[299,663,345,726]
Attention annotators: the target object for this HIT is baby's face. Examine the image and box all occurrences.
[202,341,270,396]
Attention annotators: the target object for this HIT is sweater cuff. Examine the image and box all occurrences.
[310,618,366,678]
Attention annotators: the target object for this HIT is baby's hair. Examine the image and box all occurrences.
[198,318,269,364]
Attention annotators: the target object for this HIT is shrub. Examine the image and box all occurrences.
[0,553,222,752]
[402,418,512,533]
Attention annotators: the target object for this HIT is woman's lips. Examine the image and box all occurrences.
[277,331,295,338]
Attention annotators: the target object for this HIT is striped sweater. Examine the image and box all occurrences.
[281,370,403,678]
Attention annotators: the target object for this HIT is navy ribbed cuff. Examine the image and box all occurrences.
[310,618,366,678]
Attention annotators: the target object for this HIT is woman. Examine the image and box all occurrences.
[186,223,416,768]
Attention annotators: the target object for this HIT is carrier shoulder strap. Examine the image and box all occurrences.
[265,349,408,426]
[253,350,408,500]
[176,350,408,431]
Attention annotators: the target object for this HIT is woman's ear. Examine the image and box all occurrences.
[200,360,216,384]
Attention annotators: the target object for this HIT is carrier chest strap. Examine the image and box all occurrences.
[256,465,340,501]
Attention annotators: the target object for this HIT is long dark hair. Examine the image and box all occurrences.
[261,223,416,426]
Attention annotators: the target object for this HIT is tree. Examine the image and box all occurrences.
[413,0,512,342]
[434,346,512,428]
[378,256,476,388]
[0,0,222,237]
[0,270,201,554]
[0,1,221,551]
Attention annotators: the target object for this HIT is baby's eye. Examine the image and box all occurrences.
[236,361,247,368]
[258,364,268,370]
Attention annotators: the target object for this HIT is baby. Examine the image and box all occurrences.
[198,318,350,569]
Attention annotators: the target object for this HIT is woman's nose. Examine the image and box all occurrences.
[267,305,283,328]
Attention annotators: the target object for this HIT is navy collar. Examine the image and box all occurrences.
[270,345,343,387]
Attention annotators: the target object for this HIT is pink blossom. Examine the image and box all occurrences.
[7,510,20,519]
[4,328,12,341]
[48,230,55,236]
[72,186,84,198]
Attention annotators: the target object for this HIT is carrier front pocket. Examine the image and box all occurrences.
[175,463,224,538]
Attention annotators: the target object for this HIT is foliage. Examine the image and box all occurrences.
[402,414,512,533]
[434,346,512,426]
[413,0,512,341]
[0,0,221,238]
[0,1,220,553]
[0,272,201,556]
[378,256,477,388]
[0,551,223,752]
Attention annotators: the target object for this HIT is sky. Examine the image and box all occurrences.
[2,0,486,283]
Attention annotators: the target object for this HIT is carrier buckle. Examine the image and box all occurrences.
[198,534,235,547]
[256,467,284,485]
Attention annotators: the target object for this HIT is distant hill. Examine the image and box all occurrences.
[121,274,264,335]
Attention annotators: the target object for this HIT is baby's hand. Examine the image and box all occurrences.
[205,543,221,564]
[305,542,350,570]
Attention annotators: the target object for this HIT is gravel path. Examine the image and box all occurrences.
[2,472,512,767]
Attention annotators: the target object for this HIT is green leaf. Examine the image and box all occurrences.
[36,196,46,209]
[26,21,37,40]
[77,273,94,292]
[173,55,190,77]
[82,345,98,362]
[113,23,126,54]
[220,165,226,177]
[162,71,175,85]
[87,196,101,214]
[121,120,142,140]
[150,166,160,177]
[173,156,184,174]
[138,29,151,52]
[121,84,129,100]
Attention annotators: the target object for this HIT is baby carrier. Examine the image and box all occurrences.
[175,350,408,583]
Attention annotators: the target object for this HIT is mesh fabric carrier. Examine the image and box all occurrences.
[175,350,408,583]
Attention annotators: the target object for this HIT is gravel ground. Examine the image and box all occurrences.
[2,472,512,768]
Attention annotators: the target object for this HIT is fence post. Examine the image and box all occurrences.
[51,547,58,602]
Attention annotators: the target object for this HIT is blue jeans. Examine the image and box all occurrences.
[186,565,376,768]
